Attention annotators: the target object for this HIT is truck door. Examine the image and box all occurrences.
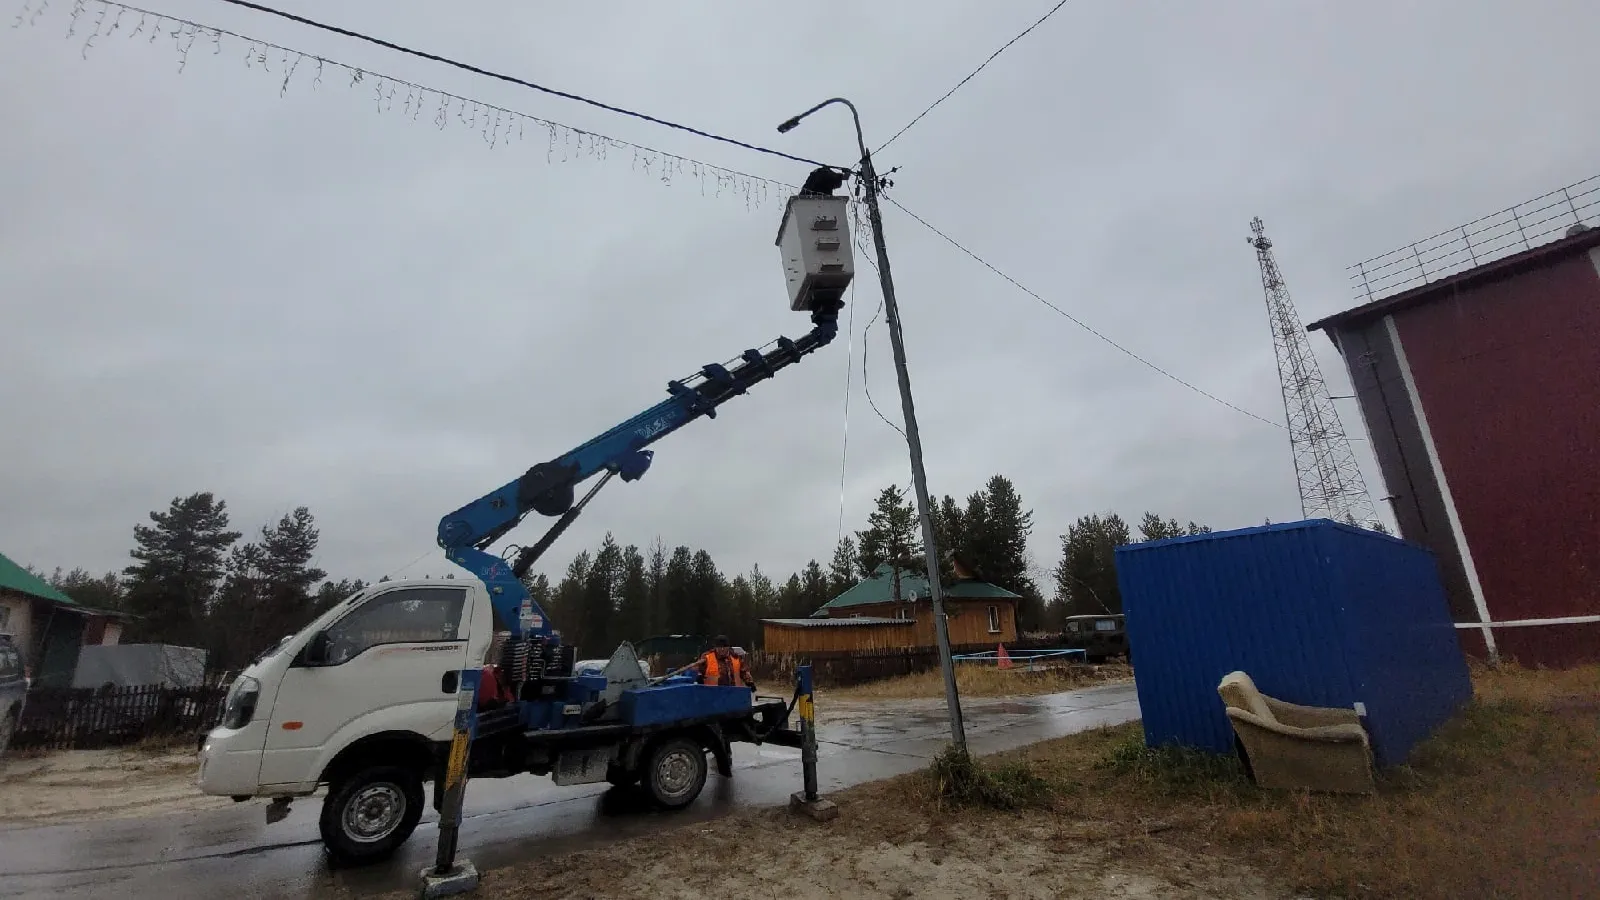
[257,585,477,787]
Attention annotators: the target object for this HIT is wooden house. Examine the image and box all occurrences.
[762,562,1020,655]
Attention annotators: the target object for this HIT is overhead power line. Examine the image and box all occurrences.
[875,0,1072,154]
[883,194,1285,430]
[212,0,837,170]
[14,0,800,210]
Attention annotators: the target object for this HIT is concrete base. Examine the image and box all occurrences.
[419,860,480,898]
[789,791,839,822]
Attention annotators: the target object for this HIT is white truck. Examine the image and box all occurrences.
[198,577,799,863]
[198,186,851,864]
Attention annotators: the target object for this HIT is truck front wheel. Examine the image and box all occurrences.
[319,764,425,865]
[643,736,707,810]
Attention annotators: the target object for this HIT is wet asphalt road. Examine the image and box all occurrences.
[0,682,1139,900]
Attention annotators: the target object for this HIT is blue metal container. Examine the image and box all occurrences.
[1115,519,1471,767]
[618,683,753,728]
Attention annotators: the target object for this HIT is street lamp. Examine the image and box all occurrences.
[778,98,967,751]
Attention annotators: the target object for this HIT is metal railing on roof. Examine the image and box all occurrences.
[1349,174,1600,302]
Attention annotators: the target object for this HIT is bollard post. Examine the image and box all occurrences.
[419,668,482,898]
[798,664,819,802]
[788,663,837,821]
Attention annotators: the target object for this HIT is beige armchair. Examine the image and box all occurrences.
[1217,670,1376,794]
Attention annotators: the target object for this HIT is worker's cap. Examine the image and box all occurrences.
[713,635,730,646]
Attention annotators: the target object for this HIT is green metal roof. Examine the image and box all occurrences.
[813,563,1021,615]
[0,551,78,606]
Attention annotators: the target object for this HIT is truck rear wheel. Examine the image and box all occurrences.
[643,736,707,810]
[319,764,425,865]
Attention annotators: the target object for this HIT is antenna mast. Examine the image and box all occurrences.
[1248,217,1377,526]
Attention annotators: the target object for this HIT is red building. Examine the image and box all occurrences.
[1309,216,1600,668]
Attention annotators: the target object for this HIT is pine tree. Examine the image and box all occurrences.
[260,507,326,601]
[645,538,668,637]
[827,537,858,597]
[1138,512,1187,542]
[47,567,125,611]
[1053,513,1131,617]
[214,507,327,667]
[747,564,778,620]
[970,476,1040,626]
[214,541,270,668]
[686,550,723,636]
[525,572,554,630]
[123,492,242,647]
[550,550,591,637]
[800,560,831,617]
[855,484,923,597]
[725,575,757,648]
[663,546,695,632]
[616,544,650,641]
[313,578,366,613]
[935,494,967,582]
[777,573,807,619]
[579,534,623,653]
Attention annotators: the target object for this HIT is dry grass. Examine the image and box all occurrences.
[827,660,1133,702]
[888,660,1600,900]
[358,663,1597,900]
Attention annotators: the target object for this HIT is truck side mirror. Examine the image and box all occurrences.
[303,631,331,666]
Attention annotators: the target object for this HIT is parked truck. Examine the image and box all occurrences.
[197,182,855,864]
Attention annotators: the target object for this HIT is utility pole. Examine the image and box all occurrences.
[780,99,966,751]
[1248,217,1378,527]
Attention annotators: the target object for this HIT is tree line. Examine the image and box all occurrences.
[29,476,1364,669]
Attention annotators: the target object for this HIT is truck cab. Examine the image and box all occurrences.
[199,578,493,858]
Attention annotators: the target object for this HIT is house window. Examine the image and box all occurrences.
[0,604,10,632]
[987,605,1001,633]
[896,607,908,620]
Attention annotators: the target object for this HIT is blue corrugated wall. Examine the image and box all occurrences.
[1116,519,1471,767]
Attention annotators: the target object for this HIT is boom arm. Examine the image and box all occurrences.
[437,298,843,639]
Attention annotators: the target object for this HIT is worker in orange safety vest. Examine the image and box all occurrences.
[693,635,755,689]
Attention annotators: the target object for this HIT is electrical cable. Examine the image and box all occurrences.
[19,0,801,207]
[212,0,840,170]
[883,193,1286,430]
[859,295,906,439]
[850,212,908,440]
[875,0,1072,154]
[834,276,859,547]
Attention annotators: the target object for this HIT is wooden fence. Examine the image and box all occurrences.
[646,639,1068,689]
[13,684,229,751]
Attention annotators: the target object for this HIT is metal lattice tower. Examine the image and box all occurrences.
[1248,217,1377,526]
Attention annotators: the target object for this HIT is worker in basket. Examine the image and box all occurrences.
[693,635,755,690]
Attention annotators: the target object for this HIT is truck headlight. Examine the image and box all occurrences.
[221,675,261,730]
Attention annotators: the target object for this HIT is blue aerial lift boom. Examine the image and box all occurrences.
[433,180,857,703]
[435,296,842,642]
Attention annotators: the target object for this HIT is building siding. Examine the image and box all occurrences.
[761,621,917,655]
[831,598,1016,647]
[0,594,33,659]
[1319,234,1600,667]
[768,598,1016,654]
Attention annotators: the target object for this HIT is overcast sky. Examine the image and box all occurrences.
[4,0,1597,593]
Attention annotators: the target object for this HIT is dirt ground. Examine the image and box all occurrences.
[470,807,1280,900]
[826,660,1134,702]
[362,662,1597,900]
[0,745,233,827]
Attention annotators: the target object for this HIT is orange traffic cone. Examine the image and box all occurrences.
[996,643,1013,670]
